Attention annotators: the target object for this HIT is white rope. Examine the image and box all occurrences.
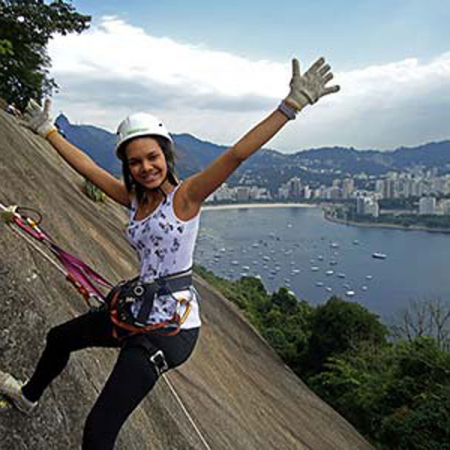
[7,223,67,276]
[163,375,213,450]
[2,202,211,447]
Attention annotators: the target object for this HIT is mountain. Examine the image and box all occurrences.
[55,115,227,180]
[0,111,372,449]
[55,114,450,192]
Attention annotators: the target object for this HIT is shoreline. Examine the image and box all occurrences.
[202,203,317,211]
[325,212,450,234]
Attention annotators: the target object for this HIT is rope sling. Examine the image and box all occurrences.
[0,201,212,450]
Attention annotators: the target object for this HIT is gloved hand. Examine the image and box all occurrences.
[285,57,340,111]
[22,98,57,139]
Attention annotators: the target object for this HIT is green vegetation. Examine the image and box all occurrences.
[195,265,450,449]
[0,0,90,109]
[84,179,106,203]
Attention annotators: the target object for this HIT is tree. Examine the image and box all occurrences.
[0,1,90,109]
[392,298,450,351]
[309,337,450,448]
[301,296,388,375]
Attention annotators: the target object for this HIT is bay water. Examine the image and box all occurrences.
[195,206,450,323]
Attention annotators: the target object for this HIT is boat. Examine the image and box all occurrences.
[316,281,324,287]
[372,252,387,259]
[366,275,373,280]
[361,285,368,291]
[325,287,332,292]
[326,270,334,276]
[337,273,346,278]
[353,240,360,245]
[311,266,319,272]
[330,242,339,248]
[345,290,356,297]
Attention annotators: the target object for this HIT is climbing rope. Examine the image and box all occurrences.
[0,202,112,306]
[163,375,213,450]
[1,201,212,449]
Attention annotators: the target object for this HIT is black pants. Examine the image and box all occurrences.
[21,308,199,450]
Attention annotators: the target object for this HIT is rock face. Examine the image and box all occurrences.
[0,111,372,449]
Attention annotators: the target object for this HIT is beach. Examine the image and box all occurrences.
[202,203,317,211]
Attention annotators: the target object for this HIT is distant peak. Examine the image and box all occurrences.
[55,113,70,126]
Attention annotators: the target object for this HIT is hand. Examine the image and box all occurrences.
[22,98,57,139]
[285,57,340,111]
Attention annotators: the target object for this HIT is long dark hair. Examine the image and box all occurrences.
[121,136,179,206]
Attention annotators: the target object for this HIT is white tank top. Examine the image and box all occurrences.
[125,184,201,329]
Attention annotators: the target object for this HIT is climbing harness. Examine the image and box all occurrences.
[0,202,112,307]
[107,268,193,339]
[0,201,211,449]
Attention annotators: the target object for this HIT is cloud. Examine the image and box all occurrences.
[48,16,450,152]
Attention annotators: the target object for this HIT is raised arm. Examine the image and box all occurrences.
[22,100,129,206]
[182,57,340,206]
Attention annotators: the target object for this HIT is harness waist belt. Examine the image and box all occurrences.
[134,271,193,324]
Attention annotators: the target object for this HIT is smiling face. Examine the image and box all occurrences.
[125,137,168,190]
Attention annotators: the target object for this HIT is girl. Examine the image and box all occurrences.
[0,57,339,449]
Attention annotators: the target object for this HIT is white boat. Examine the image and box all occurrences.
[372,252,387,259]
[330,242,339,248]
[311,266,319,272]
[337,273,346,278]
[325,287,332,292]
[362,285,368,291]
[316,281,324,287]
[326,270,334,276]
[345,290,356,297]
[242,266,250,271]
[366,275,373,280]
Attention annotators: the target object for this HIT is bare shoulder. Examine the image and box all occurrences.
[173,180,201,222]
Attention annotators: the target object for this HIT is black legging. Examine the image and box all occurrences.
[21,308,199,450]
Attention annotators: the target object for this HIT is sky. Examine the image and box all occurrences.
[47,0,450,153]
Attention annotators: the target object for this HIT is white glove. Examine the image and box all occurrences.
[22,98,57,139]
[285,57,340,111]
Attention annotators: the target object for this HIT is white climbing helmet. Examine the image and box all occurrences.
[115,112,173,159]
